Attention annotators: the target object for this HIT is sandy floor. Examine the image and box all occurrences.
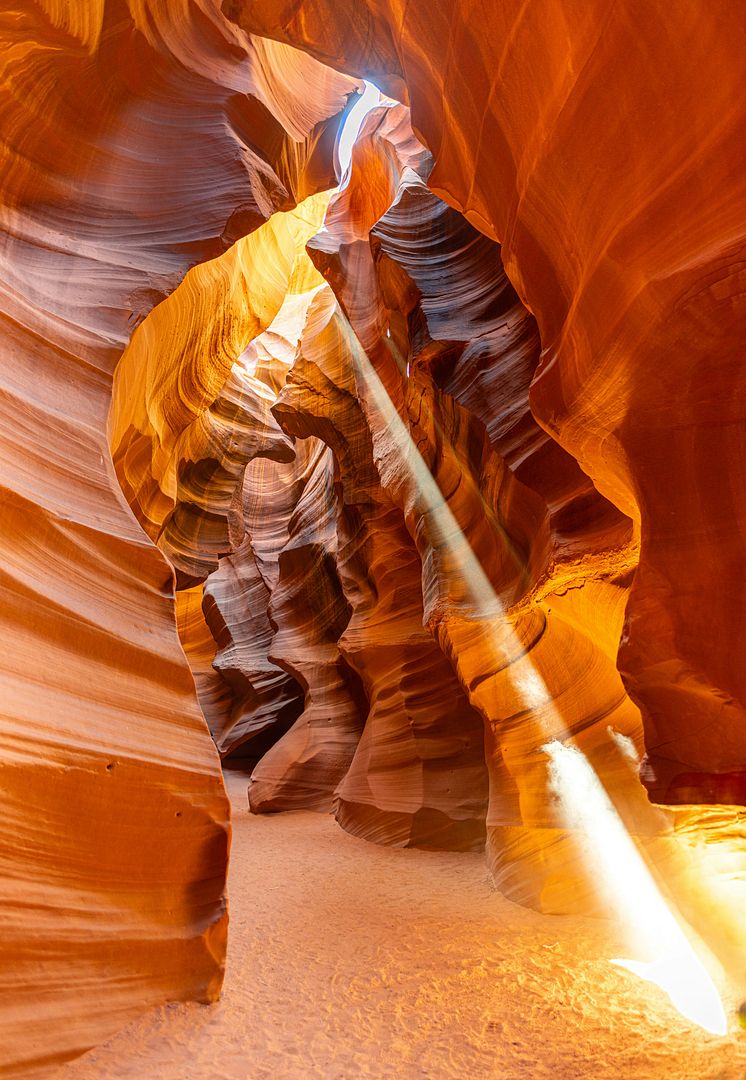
[60,771,746,1079]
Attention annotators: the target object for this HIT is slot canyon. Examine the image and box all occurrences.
[1,2,745,1077]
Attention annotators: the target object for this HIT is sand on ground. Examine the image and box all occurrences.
[58,771,746,1079]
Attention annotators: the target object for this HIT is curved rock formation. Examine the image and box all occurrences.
[110,193,330,582]
[0,3,353,1072]
[270,288,489,847]
[102,53,738,915]
[228,0,746,806]
[294,103,638,903]
[249,433,367,813]
[111,197,337,763]
[4,0,746,1070]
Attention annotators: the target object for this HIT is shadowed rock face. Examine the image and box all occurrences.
[3,0,745,1072]
[270,288,489,848]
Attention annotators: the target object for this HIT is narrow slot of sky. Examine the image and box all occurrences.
[336,81,383,181]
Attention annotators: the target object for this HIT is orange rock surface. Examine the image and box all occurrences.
[0,3,352,1073]
[231,0,746,804]
[2,0,745,1072]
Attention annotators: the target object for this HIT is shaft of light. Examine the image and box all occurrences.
[545,741,727,1035]
[340,299,728,1037]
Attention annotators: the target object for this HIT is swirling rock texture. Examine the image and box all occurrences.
[110,198,334,761]
[268,287,489,847]
[110,193,330,582]
[0,1,355,1073]
[3,0,746,1072]
[297,104,638,905]
[229,0,746,807]
[248,432,367,814]
[201,295,327,759]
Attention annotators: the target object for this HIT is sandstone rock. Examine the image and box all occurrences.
[249,434,367,813]
[229,0,746,805]
[4,1,746,1070]
[272,288,489,848]
[0,3,351,1071]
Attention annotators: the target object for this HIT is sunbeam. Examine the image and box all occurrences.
[545,741,727,1035]
[342,313,731,1035]
[337,81,384,181]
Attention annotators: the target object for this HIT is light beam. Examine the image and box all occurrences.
[340,314,730,1035]
[545,740,727,1035]
[336,81,383,181]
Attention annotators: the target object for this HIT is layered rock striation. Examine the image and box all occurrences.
[3,0,745,1072]
[0,3,354,1073]
[230,0,746,806]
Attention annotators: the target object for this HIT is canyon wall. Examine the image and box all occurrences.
[110,101,644,910]
[229,0,746,804]
[2,0,745,1073]
[0,2,354,1073]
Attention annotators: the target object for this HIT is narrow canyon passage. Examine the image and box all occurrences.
[3,3,746,1076]
[59,771,746,1080]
